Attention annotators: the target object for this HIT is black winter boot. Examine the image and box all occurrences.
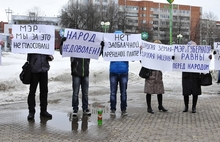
[192,95,198,113]
[183,96,189,112]
[157,94,168,112]
[146,94,154,114]
[40,108,52,119]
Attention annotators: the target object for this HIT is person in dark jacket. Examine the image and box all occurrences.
[27,53,54,120]
[60,37,104,117]
[71,57,91,116]
[182,41,212,113]
[182,72,201,113]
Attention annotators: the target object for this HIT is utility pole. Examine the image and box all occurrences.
[167,0,174,45]
[5,7,13,23]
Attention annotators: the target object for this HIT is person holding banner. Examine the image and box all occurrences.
[109,60,129,116]
[182,41,212,113]
[60,37,105,117]
[27,53,54,120]
[143,40,168,114]
[10,34,54,120]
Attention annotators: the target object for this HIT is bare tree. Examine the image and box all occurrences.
[59,3,83,29]
[203,12,218,20]
[59,2,120,33]
[202,11,218,46]
[26,7,44,24]
[117,6,127,32]
[82,3,102,31]
[104,3,119,33]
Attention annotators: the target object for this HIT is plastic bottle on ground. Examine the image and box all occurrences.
[97,106,103,125]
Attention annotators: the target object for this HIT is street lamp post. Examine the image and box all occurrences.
[177,34,182,44]
[167,0,174,45]
[101,21,110,33]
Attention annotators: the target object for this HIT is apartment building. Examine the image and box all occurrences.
[118,0,202,44]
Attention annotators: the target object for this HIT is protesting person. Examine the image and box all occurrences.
[27,53,54,120]
[109,60,129,116]
[60,37,104,117]
[10,34,54,120]
[141,40,168,114]
[182,41,212,113]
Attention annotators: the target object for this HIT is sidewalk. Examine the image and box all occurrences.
[1,90,220,142]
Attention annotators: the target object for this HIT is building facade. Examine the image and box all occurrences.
[118,0,202,44]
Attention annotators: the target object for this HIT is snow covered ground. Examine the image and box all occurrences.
[0,51,219,105]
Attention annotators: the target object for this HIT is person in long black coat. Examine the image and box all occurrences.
[182,72,201,113]
[182,41,211,113]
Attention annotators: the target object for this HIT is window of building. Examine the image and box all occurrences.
[140,7,146,10]
[127,13,138,17]
[152,14,159,18]
[127,6,138,10]
[153,21,157,24]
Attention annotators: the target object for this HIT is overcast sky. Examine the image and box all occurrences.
[0,0,219,22]
[0,0,69,22]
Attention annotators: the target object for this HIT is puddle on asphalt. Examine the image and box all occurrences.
[19,104,110,132]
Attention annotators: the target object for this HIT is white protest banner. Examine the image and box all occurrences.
[11,24,55,55]
[173,44,212,73]
[102,33,141,61]
[141,41,174,71]
[212,42,220,70]
[0,34,2,65]
[62,28,103,60]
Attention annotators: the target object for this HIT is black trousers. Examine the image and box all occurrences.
[28,72,48,113]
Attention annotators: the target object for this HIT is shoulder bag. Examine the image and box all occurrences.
[139,67,152,79]
[200,72,212,86]
[19,61,32,84]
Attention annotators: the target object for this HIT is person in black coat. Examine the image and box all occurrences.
[9,34,54,120]
[182,72,201,113]
[182,41,212,113]
[27,53,54,120]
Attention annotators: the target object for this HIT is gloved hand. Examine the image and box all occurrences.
[48,55,54,61]
[59,37,67,55]
[213,50,216,54]
[209,55,212,60]
[172,56,175,60]
[100,41,105,56]
[61,37,67,42]
[100,41,105,48]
